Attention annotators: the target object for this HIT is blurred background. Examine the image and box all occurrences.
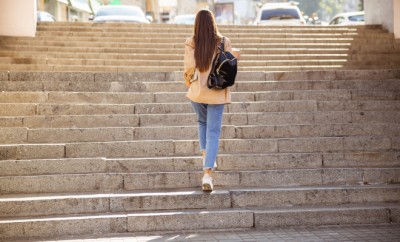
[36,0,365,26]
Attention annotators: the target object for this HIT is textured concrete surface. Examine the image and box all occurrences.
[19,224,400,241]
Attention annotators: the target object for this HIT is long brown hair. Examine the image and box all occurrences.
[193,9,221,72]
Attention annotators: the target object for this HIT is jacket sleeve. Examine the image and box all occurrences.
[183,38,196,87]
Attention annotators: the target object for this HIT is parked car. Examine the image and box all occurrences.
[253,1,305,26]
[172,14,196,25]
[91,5,150,23]
[329,11,365,26]
[37,11,56,22]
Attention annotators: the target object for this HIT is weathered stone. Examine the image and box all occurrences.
[237,71,265,81]
[0,92,47,103]
[134,103,192,114]
[127,210,253,231]
[107,157,201,173]
[10,72,94,82]
[255,206,389,227]
[321,168,363,185]
[0,81,44,91]
[0,195,109,218]
[0,128,27,144]
[28,127,134,143]
[47,92,154,104]
[124,172,191,190]
[347,186,400,203]
[231,187,348,208]
[24,115,139,128]
[110,190,231,212]
[239,169,322,187]
[218,153,322,171]
[278,137,343,153]
[95,72,166,82]
[323,152,400,168]
[0,173,123,194]
[66,140,174,158]
[0,103,36,116]
[0,215,127,240]
[0,158,107,176]
[363,168,400,185]
[343,137,392,152]
[228,101,317,113]
[391,207,400,223]
[139,113,196,127]
[0,72,8,81]
[37,104,135,116]
[0,117,23,127]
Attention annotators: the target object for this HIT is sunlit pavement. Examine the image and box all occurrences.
[35,224,400,242]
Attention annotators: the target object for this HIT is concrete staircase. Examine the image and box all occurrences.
[0,22,400,240]
[0,22,400,72]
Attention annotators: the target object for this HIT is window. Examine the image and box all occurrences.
[261,8,300,21]
[349,14,364,22]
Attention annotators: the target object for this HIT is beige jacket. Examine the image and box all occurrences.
[183,36,232,104]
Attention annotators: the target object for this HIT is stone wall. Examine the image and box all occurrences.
[365,0,400,38]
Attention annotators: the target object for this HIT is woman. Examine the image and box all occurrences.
[183,9,233,191]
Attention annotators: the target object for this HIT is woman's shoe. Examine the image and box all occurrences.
[202,173,213,191]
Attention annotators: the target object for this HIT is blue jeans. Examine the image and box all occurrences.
[191,101,225,170]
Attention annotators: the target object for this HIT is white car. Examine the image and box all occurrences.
[91,5,150,23]
[329,11,365,26]
[37,11,56,22]
[173,14,196,25]
[254,1,305,26]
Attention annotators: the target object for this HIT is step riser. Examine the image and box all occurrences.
[0,191,231,218]
[1,207,398,240]
[2,70,399,82]
[231,188,400,208]
[1,152,399,176]
[254,208,391,227]
[2,79,399,92]
[1,123,399,144]
[2,110,398,129]
[0,90,399,104]
[1,136,394,160]
[7,101,377,116]
[1,188,398,218]
[0,211,254,240]
[1,169,398,194]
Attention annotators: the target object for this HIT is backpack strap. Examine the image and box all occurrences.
[220,37,225,52]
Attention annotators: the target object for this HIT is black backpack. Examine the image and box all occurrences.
[207,37,238,89]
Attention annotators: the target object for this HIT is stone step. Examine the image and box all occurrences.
[34,30,394,39]
[0,167,399,193]
[2,110,398,129]
[2,51,398,63]
[5,57,398,68]
[1,151,398,176]
[1,89,397,104]
[34,23,384,32]
[2,203,399,240]
[4,45,398,55]
[1,122,399,144]
[1,203,397,240]
[1,185,398,218]
[0,136,395,160]
[2,36,393,45]
[1,99,399,116]
[1,78,399,93]
[2,69,399,82]
[1,51,369,61]
[1,39,393,49]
